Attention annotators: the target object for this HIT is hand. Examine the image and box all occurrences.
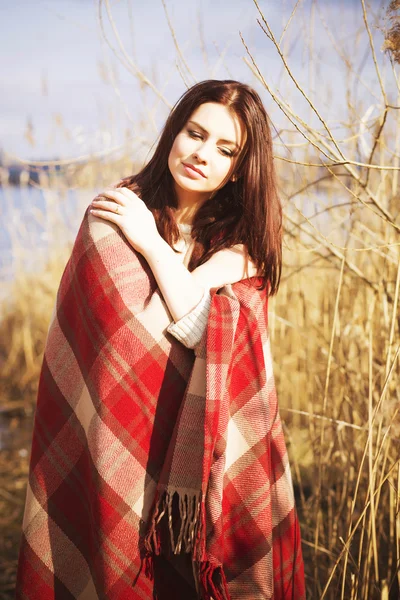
[90,187,159,255]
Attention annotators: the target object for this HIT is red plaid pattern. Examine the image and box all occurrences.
[16,209,305,599]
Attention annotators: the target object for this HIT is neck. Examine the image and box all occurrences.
[175,206,197,226]
[174,183,210,226]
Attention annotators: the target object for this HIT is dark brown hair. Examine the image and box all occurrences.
[118,79,282,295]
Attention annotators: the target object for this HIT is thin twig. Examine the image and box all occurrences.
[360,0,388,105]
[281,407,368,432]
[99,0,172,108]
[242,50,399,229]
[285,211,380,290]
[241,53,337,162]
[276,154,400,170]
[161,0,196,87]
[253,0,346,160]
[278,0,303,48]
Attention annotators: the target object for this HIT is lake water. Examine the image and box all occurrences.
[0,185,95,290]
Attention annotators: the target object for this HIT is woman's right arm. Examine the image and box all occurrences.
[144,240,257,348]
[191,243,258,289]
[144,239,257,320]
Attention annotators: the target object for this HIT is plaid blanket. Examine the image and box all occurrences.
[16,209,305,599]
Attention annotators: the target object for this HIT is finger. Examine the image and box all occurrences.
[90,208,123,225]
[97,189,126,204]
[91,199,125,214]
[107,187,143,211]
[95,189,127,206]
[119,186,142,203]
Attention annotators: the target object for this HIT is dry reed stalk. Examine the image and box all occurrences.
[1,1,400,597]
[239,2,400,596]
[314,254,346,589]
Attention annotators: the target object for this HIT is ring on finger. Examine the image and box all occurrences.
[115,205,119,213]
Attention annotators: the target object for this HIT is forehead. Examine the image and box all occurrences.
[187,102,245,146]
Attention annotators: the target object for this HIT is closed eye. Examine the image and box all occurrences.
[188,129,202,139]
[188,129,234,157]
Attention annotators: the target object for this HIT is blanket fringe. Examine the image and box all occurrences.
[144,554,154,581]
[144,489,202,556]
[198,561,230,600]
[143,489,230,598]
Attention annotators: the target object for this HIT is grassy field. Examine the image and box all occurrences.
[1,1,400,598]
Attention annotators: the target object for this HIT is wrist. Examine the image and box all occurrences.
[142,235,170,263]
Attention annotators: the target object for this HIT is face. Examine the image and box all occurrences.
[168,102,245,205]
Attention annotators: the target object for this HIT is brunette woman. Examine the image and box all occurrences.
[16,80,305,600]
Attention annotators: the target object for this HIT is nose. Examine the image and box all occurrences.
[192,140,210,164]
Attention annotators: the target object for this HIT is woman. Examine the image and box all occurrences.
[16,80,305,599]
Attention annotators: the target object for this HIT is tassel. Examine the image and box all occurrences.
[193,499,206,561]
[144,554,154,581]
[199,562,231,600]
[144,489,203,557]
[143,488,232,600]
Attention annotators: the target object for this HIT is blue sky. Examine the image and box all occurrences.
[0,0,393,160]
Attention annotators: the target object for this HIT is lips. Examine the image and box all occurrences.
[182,163,206,178]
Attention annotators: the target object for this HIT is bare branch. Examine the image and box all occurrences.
[276,154,400,170]
[316,2,381,104]
[161,0,197,87]
[99,0,172,109]
[241,52,337,162]
[284,212,380,290]
[278,0,303,48]
[360,0,388,105]
[253,0,346,160]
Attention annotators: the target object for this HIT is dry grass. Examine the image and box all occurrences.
[1,0,400,598]
[271,256,400,598]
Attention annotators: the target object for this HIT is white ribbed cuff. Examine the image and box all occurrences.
[166,288,212,349]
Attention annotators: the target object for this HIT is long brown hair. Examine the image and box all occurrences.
[118,79,282,295]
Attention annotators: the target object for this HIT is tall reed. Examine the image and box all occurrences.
[1,1,399,597]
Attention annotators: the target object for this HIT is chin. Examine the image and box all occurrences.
[174,174,208,192]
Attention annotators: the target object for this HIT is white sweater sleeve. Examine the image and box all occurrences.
[166,287,212,349]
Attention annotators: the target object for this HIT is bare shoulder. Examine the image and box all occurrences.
[192,244,258,289]
[210,244,257,271]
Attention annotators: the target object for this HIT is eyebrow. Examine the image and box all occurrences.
[187,120,241,150]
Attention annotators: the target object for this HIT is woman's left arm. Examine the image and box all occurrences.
[90,187,257,323]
